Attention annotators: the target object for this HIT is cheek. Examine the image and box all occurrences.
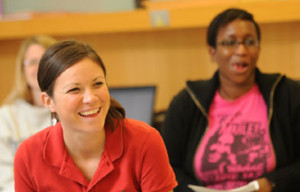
[251,51,260,63]
[65,95,81,107]
[99,87,110,102]
[215,50,232,64]
[100,88,110,111]
[32,66,39,75]
[54,95,80,114]
[24,66,38,81]
[23,67,30,78]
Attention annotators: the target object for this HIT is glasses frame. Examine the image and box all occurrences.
[23,58,40,67]
[217,38,260,51]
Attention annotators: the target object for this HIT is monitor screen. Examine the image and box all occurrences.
[109,86,156,126]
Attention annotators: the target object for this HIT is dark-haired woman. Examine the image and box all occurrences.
[163,8,300,192]
[14,40,177,192]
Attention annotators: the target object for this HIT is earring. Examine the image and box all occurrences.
[51,112,58,125]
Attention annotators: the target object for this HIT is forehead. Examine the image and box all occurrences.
[217,19,258,39]
[24,44,46,59]
[54,58,105,86]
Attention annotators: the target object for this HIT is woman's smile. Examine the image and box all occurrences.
[78,107,101,117]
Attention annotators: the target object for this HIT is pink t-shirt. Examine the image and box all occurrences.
[194,84,276,189]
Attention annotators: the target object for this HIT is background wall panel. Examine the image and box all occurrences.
[1,21,299,111]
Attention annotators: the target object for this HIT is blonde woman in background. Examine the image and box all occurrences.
[0,35,56,192]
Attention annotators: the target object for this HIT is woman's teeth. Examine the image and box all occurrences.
[235,62,247,67]
[79,108,99,116]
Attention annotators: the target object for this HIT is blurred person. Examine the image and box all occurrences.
[0,35,56,192]
[163,8,300,192]
[14,40,177,191]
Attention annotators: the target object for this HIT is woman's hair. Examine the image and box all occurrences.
[3,35,57,105]
[207,8,261,48]
[38,40,125,131]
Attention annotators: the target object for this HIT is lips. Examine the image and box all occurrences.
[232,62,249,73]
[79,108,100,117]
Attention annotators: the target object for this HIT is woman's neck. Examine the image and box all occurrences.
[63,128,106,181]
[63,128,106,161]
[219,78,255,101]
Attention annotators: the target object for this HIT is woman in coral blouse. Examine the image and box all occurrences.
[14,40,177,192]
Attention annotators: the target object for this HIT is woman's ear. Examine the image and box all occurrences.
[41,92,56,112]
[208,46,217,62]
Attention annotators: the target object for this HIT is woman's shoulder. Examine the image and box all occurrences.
[123,118,161,141]
[0,99,48,115]
[123,118,158,133]
[121,118,167,155]
[17,126,52,153]
[0,101,21,125]
[0,99,51,133]
[14,126,54,178]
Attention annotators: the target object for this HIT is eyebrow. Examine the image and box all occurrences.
[225,33,256,38]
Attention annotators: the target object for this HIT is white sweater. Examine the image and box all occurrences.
[0,99,51,192]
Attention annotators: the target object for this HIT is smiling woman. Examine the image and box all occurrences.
[41,58,110,136]
[13,40,177,192]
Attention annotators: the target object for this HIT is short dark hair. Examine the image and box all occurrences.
[207,8,261,48]
[38,40,125,130]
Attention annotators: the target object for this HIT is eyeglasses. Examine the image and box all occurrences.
[24,59,40,67]
[217,38,259,51]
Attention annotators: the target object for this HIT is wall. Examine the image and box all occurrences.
[1,20,300,111]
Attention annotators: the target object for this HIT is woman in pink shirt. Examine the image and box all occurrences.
[163,8,300,192]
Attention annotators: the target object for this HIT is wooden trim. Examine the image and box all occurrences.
[1,0,300,40]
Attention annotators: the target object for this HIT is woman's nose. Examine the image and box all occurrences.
[82,89,98,104]
[234,43,248,55]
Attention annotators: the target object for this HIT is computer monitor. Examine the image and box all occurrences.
[109,86,156,126]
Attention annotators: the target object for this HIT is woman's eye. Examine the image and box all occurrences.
[67,88,79,93]
[95,82,103,87]
[220,40,236,47]
[245,39,255,46]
